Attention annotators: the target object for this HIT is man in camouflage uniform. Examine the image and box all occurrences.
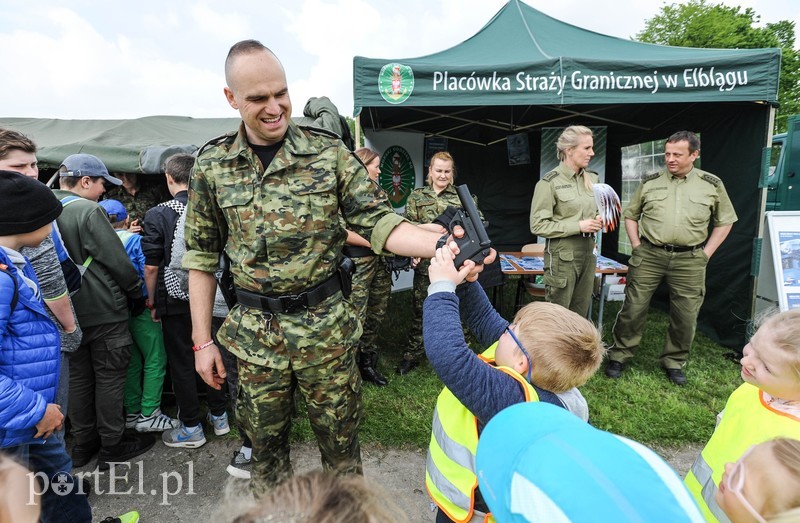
[605,131,737,386]
[182,40,491,495]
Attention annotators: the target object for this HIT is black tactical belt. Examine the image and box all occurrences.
[235,272,342,314]
[641,237,704,253]
[342,245,374,258]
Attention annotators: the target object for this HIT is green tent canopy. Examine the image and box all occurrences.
[0,97,351,174]
[354,0,779,136]
[354,0,782,351]
[0,116,240,173]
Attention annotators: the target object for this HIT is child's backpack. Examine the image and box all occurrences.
[56,195,94,295]
[0,263,19,311]
[160,199,189,301]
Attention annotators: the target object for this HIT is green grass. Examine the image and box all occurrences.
[281,278,742,448]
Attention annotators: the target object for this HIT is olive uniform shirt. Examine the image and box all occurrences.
[183,121,405,370]
[530,162,599,238]
[625,167,737,246]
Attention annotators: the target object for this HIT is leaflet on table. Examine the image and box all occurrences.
[596,255,627,270]
[516,257,544,271]
[499,254,515,272]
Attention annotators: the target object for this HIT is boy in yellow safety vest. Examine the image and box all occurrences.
[423,245,606,523]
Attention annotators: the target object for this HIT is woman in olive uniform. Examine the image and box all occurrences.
[530,126,602,317]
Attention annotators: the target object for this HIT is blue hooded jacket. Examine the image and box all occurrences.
[0,248,60,448]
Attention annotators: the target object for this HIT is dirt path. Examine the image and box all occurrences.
[77,438,704,522]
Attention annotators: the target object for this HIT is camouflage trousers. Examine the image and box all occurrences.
[357,259,392,352]
[237,351,363,496]
[404,265,429,362]
[349,256,379,324]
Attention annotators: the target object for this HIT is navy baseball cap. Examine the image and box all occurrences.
[98,199,128,221]
[59,154,122,186]
[476,403,704,523]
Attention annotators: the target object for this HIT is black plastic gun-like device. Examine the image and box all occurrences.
[450,184,492,268]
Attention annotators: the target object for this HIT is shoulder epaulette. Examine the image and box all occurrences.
[701,173,721,187]
[543,170,559,182]
[642,172,661,183]
[299,124,342,141]
[197,130,237,156]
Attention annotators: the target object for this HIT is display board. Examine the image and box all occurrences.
[755,211,800,313]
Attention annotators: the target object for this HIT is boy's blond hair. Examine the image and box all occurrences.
[513,302,605,393]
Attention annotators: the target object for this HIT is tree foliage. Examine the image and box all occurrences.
[635,0,800,133]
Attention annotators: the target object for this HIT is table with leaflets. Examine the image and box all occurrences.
[499,252,628,330]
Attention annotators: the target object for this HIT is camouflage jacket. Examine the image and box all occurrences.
[183,121,404,368]
[105,183,168,225]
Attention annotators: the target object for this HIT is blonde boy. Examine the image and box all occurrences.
[423,246,605,523]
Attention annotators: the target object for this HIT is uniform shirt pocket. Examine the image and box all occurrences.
[553,186,580,214]
[642,190,668,218]
[288,170,339,231]
[217,182,255,242]
[687,193,714,226]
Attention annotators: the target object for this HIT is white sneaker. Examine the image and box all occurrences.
[135,408,179,433]
[207,411,230,436]
[125,412,140,430]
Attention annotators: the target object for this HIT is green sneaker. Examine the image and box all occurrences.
[101,511,140,523]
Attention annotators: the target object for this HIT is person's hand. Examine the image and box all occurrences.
[440,226,496,282]
[195,344,227,390]
[411,257,421,268]
[579,217,602,234]
[34,404,64,439]
[429,245,473,286]
[432,206,460,232]
[150,306,160,323]
[128,219,142,234]
[63,322,83,347]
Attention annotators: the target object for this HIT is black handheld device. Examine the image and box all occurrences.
[450,184,493,268]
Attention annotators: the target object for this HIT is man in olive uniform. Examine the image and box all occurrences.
[605,131,737,386]
[183,40,492,495]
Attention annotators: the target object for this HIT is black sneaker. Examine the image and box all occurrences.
[226,449,252,479]
[71,437,101,468]
[665,368,687,386]
[604,360,624,379]
[97,434,155,471]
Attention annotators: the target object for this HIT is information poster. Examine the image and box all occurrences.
[755,212,800,313]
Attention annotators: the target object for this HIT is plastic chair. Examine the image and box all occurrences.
[514,243,546,310]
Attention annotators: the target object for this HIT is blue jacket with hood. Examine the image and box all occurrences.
[0,247,60,448]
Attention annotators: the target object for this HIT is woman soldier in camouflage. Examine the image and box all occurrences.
[344,148,391,386]
[398,152,481,375]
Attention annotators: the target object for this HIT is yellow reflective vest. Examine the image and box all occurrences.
[425,342,539,523]
[684,383,800,522]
